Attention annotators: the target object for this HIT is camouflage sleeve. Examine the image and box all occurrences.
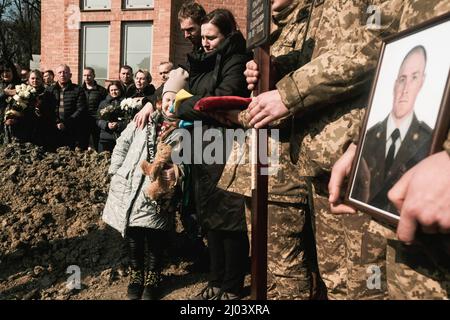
[444,129,450,157]
[276,1,402,116]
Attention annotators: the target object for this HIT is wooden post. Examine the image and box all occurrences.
[250,45,270,301]
[247,0,271,301]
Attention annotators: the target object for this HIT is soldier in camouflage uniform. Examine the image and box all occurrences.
[328,0,450,300]
[219,0,404,299]
[220,0,317,300]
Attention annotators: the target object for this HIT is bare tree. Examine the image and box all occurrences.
[0,0,40,67]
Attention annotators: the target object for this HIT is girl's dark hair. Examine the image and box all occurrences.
[1,61,20,84]
[202,9,237,38]
[107,80,123,95]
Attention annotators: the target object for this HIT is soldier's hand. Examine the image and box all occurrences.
[244,60,259,91]
[388,151,450,244]
[328,143,357,214]
[248,90,289,128]
[133,102,154,129]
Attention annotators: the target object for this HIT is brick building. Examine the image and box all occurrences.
[40,0,248,87]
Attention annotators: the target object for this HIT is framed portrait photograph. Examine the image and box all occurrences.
[345,13,450,226]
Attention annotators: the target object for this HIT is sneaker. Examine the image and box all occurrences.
[219,291,241,300]
[142,271,162,300]
[127,269,144,300]
[190,286,221,300]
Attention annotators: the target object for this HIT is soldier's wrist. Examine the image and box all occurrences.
[276,76,304,115]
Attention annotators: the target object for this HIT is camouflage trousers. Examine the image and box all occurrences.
[312,179,388,300]
[383,226,450,299]
[312,178,449,300]
[244,198,316,299]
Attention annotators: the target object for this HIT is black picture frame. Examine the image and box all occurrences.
[345,12,450,226]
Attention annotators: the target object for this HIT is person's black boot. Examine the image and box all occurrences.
[142,271,162,300]
[190,285,221,300]
[127,268,144,300]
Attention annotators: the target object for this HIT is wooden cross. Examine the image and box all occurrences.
[246,0,272,301]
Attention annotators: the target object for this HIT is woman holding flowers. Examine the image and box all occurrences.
[1,62,21,141]
[97,81,126,152]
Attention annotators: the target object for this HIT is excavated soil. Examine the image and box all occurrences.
[0,142,219,300]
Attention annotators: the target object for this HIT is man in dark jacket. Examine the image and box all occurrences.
[48,64,87,149]
[119,65,134,98]
[153,61,174,103]
[81,67,107,150]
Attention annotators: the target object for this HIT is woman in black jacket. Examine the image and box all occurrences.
[175,9,252,300]
[28,70,58,150]
[1,62,21,143]
[97,81,126,152]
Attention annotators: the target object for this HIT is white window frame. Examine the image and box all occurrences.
[82,0,111,10]
[121,22,153,73]
[81,24,110,86]
[124,0,154,9]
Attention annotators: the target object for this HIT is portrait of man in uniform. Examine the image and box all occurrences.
[352,45,432,215]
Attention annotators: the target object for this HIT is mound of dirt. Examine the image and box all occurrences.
[0,142,208,300]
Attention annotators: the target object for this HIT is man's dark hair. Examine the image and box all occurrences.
[202,8,237,38]
[178,1,206,25]
[120,65,133,74]
[84,66,96,76]
[44,69,55,77]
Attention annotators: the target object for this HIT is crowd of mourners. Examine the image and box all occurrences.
[1,0,449,302]
[0,59,173,152]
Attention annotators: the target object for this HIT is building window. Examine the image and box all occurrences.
[124,0,154,9]
[83,0,111,10]
[81,24,110,86]
[122,22,153,74]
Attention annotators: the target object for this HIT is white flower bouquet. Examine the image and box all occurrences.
[119,98,143,121]
[4,84,37,123]
[98,104,122,122]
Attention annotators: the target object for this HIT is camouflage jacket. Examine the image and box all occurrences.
[218,0,403,202]
[218,0,312,203]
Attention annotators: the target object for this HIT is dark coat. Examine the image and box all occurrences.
[46,81,87,131]
[176,31,252,232]
[30,86,58,149]
[176,31,251,122]
[0,81,20,134]
[125,83,156,99]
[83,81,107,118]
[96,95,126,143]
[354,113,432,214]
